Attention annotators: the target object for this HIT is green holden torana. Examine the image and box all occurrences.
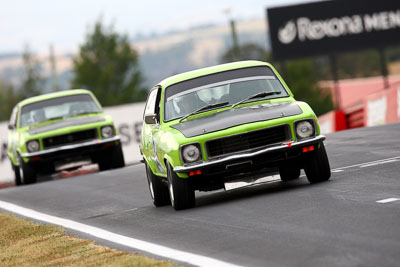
[140,60,331,210]
[7,89,125,185]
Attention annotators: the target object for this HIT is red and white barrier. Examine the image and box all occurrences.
[364,85,400,127]
[318,79,400,133]
[317,110,347,134]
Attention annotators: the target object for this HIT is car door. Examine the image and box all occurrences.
[142,87,164,174]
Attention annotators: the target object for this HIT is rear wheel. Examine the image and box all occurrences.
[304,142,331,184]
[279,167,300,182]
[18,155,37,184]
[167,163,195,210]
[145,162,170,207]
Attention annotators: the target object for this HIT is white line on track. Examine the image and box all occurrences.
[2,155,400,266]
[0,200,241,267]
[376,198,400,204]
[331,156,400,171]
[359,159,398,168]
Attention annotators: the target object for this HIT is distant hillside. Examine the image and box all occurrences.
[0,18,269,90]
[134,18,269,86]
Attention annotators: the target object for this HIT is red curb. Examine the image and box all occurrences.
[0,182,14,189]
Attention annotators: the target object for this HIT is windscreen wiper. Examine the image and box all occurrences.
[65,112,100,118]
[28,116,65,128]
[179,102,229,123]
[231,91,282,108]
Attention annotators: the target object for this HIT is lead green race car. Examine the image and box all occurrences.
[8,89,125,185]
[141,60,331,210]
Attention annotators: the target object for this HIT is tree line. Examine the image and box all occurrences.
[0,21,147,121]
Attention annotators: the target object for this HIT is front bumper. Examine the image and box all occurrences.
[174,135,325,173]
[21,136,121,158]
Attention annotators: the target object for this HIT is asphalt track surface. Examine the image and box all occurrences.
[1,123,400,267]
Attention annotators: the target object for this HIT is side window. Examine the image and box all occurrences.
[154,88,161,115]
[9,106,18,127]
[144,89,158,116]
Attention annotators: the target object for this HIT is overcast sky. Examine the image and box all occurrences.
[0,0,319,54]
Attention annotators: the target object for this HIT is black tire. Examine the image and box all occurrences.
[11,161,22,186]
[18,155,37,184]
[166,163,195,210]
[98,144,125,171]
[111,144,125,169]
[304,142,331,184]
[145,162,170,207]
[98,157,112,171]
[279,167,300,182]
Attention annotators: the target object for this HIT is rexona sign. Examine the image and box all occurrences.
[267,0,400,60]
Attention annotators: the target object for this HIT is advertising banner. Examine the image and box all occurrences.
[267,0,400,59]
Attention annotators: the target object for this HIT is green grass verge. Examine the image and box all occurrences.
[0,212,179,266]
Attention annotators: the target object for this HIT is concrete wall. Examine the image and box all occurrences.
[0,102,146,184]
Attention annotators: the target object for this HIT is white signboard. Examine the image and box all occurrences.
[103,102,145,164]
[0,122,13,183]
[318,119,333,135]
[398,88,400,119]
[0,102,146,184]
[367,96,387,127]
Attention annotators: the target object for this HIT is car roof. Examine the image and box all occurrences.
[157,60,273,89]
[17,89,94,107]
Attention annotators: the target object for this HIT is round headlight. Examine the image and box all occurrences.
[101,126,114,138]
[182,144,201,163]
[296,121,314,139]
[27,140,40,152]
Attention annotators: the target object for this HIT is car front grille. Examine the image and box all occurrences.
[206,125,290,158]
[43,129,97,149]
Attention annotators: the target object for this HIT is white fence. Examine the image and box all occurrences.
[0,102,146,184]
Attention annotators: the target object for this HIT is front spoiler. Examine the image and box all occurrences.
[173,135,326,173]
[21,136,121,158]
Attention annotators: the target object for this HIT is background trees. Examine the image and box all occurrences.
[0,45,44,121]
[71,21,147,106]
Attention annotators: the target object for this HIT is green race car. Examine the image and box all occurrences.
[140,60,330,210]
[8,89,125,185]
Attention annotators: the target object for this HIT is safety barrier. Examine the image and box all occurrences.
[317,110,347,134]
[318,81,400,133]
[364,84,400,127]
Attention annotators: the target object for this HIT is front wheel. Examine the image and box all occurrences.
[145,162,170,207]
[111,144,125,169]
[18,155,37,184]
[98,144,125,171]
[11,161,22,186]
[279,167,300,182]
[167,163,195,210]
[304,142,331,184]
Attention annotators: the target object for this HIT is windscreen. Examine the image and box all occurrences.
[20,94,101,127]
[164,66,288,121]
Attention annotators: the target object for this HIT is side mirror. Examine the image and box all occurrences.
[144,114,157,124]
[8,124,15,130]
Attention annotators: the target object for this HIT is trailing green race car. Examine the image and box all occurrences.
[140,60,330,210]
[8,89,125,185]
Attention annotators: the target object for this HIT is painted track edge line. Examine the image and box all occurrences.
[331,155,400,171]
[0,200,242,267]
